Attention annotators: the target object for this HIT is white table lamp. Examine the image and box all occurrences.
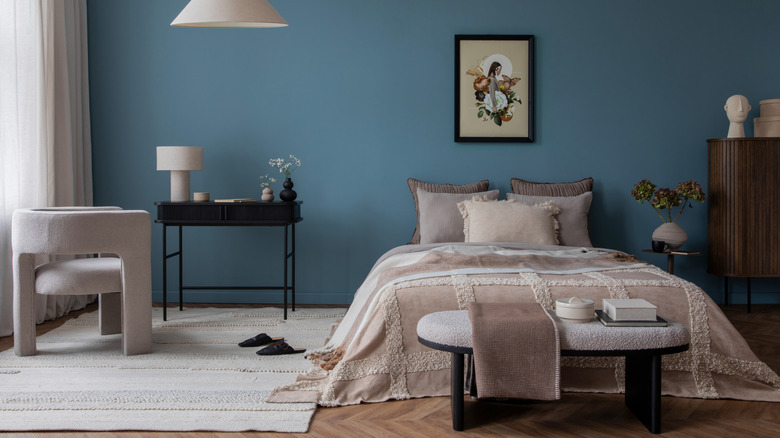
[156,146,203,202]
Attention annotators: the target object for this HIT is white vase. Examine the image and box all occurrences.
[261,187,274,202]
[652,222,688,251]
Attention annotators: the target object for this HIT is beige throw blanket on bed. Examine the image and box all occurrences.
[469,302,560,400]
[268,243,780,407]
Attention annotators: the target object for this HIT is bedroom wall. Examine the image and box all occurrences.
[87,0,780,306]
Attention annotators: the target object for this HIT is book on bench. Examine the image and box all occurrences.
[602,298,657,321]
[595,310,668,327]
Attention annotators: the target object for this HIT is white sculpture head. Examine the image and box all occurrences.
[725,95,751,123]
[724,95,751,138]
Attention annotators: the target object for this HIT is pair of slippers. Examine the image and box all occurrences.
[238,333,305,355]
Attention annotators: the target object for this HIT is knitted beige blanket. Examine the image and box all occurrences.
[469,302,560,400]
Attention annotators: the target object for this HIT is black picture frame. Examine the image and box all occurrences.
[454,34,535,143]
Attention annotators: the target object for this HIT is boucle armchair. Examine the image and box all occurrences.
[12,207,152,356]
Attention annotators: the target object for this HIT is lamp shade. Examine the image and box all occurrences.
[156,146,203,171]
[171,0,289,28]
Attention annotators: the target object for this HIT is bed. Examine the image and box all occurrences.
[270,177,780,406]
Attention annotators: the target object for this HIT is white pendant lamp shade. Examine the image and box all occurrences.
[171,0,289,28]
[157,146,204,202]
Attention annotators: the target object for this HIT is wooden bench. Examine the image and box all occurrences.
[417,310,690,434]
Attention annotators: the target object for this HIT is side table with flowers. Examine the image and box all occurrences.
[631,179,706,251]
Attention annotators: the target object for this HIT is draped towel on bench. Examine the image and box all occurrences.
[468,302,560,400]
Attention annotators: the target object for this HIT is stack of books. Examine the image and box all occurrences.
[595,298,667,327]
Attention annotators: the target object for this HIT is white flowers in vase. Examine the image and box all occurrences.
[269,154,301,178]
[259,174,276,202]
[259,174,276,188]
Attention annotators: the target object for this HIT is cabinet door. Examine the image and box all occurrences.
[707,139,780,276]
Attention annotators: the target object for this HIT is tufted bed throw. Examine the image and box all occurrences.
[270,243,780,406]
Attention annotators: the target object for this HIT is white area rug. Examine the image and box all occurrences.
[0,307,345,432]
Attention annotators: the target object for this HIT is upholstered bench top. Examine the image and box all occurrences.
[417,310,690,352]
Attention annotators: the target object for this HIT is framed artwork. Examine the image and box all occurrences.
[454,34,535,143]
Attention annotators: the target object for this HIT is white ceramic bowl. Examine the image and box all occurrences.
[555,297,595,322]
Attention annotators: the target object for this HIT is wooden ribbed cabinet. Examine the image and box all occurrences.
[707,138,780,278]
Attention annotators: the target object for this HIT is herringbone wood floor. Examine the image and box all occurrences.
[2,303,779,437]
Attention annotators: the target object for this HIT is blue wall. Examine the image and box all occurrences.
[87,0,780,306]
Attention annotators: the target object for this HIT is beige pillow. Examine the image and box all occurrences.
[506,192,593,247]
[457,198,560,245]
[510,177,593,196]
[407,178,490,244]
[418,189,500,244]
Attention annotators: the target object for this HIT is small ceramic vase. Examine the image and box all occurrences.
[652,222,687,251]
[261,187,274,202]
[279,177,297,202]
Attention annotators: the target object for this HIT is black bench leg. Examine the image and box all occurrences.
[625,354,662,433]
[451,352,465,431]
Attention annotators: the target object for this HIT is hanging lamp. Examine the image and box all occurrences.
[171,0,288,28]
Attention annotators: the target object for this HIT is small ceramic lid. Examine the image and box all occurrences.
[555,297,594,309]
[759,99,780,105]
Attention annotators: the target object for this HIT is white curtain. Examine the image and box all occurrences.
[0,0,94,337]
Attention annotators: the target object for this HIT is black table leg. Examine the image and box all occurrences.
[625,353,662,434]
[162,225,167,321]
[451,352,465,431]
[178,226,183,311]
[292,221,296,312]
[747,277,752,314]
[283,224,288,320]
[724,277,729,305]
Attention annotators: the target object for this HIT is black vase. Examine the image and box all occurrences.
[279,177,297,202]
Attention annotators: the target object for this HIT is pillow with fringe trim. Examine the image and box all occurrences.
[457,198,560,245]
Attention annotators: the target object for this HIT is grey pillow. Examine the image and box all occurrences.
[510,177,593,196]
[418,189,500,244]
[506,192,593,247]
[407,178,490,244]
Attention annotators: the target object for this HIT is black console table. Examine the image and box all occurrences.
[155,201,302,320]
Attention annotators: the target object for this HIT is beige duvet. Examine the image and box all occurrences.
[272,243,780,406]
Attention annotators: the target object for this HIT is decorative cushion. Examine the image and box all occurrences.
[407,178,490,244]
[510,177,593,197]
[506,192,593,247]
[418,189,500,244]
[457,198,560,245]
[35,257,121,295]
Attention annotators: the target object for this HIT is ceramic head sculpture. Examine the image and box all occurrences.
[724,94,751,138]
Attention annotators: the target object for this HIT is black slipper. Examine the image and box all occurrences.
[256,341,306,355]
[238,333,283,347]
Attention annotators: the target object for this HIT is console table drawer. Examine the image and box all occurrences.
[155,201,301,225]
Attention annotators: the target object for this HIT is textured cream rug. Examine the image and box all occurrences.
[0,306,345,432]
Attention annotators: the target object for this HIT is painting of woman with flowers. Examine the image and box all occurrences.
[455,35,534,142]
